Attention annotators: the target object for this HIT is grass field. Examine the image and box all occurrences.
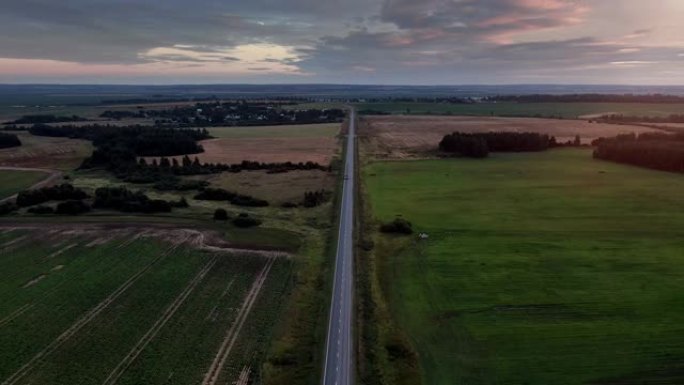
[364,149,684,385]
[207,123,340,139]
[0,170,46,200]
[355,102,684,119]
[0,228,290,385]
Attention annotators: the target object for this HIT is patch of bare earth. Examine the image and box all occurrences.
[144,136,338,165]
[361,115,660,159]
[204,169,335,204]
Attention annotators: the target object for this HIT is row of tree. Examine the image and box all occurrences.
[593,132,684,173]
[194,187,269,207]
[16,184,89,207]
[0,132,21,149]
[598,114,684,124]
[486,94,684,103]
[93,186,188,213]
[4,114,88,125]
[439,132,555,158]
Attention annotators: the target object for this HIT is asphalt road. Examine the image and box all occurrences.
[322,110,355,385]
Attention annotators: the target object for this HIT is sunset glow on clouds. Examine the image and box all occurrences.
[0,0,683,84]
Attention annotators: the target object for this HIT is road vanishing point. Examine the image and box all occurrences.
[322,109,356,385]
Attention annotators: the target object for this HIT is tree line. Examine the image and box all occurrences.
[0,132,21,149]
[593,132,684,173]
[598,114,684,124]
[194,187,269,207]
[3,114,88,125]
[439,132,557,158]
[486,94,684,103]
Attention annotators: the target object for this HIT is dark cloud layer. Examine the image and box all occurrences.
[0,0,682,83]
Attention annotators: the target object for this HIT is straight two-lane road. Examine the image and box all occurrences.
[322,110,356,385]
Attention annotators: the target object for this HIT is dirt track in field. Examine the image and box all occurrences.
[101,256,219,385]
[0,167,63,204]
[202,257,275,385]
[0,225,285,385]
[1,242,175,385]
[361,115,660,159]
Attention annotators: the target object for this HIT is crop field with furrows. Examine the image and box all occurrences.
[360,115,658,159]
[0,170,47,200]
[363,149,684,385]
[0,133,93,170]
[0,227,291,385]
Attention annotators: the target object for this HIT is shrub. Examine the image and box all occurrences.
[0,132,21,149]
[27,205,54,214]
[0,202,18,216]
[380,218,413,235]
[232,213,262,228]
[16,184,89,207]
[213,208,229,221]
[56,200,91,215]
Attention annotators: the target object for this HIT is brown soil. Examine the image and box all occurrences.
[361,115,660,159]
[144,136,338,165]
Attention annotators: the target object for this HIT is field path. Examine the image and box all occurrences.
[201,256,275,385]
[0,166,63,204]
[101,256,219,385]
[0,242,180,385]
[0,304,34,329]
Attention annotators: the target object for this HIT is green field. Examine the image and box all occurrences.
[0,229,290,385]
[207,123,340,139]
[355,102,684,119]
[364,149,684,385]
[0,170,46,200]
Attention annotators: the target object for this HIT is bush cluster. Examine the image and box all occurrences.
[194,188,269,207]
[379,218,413,235]
[16,184,89,207]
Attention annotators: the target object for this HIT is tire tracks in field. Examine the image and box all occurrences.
[101,256,219,385]
[201,257,275,385]
[0,304,34,329]
[0,240,185,385]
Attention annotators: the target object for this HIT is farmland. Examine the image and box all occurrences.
[145,123,340,166]
[0,226,291,385]
[362,149,684,385]
[0,170,47,200]
[0,132,93,170]
[360,115,656,159]
[355,101,684,119]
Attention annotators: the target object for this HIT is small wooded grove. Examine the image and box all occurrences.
[0,184,189,216]
[194,187,269,207]
[593,132,684,173]
[0,132,21,149]
[439,132,559,157]
[25,124,211,160]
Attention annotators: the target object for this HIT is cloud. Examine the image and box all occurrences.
[0,0,683,84]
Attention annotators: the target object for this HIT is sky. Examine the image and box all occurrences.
[1,0,683,85]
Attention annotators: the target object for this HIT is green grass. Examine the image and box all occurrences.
[207,123,340,139]
[355,102,684,119]
[0,231,290,385]
[0,170,46,199]
[364,149,684,385]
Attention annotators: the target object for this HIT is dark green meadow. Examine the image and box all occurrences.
[0,171,46,200]
[355,101,684,119]
[0,230,290,385]
[364,149,684,385]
